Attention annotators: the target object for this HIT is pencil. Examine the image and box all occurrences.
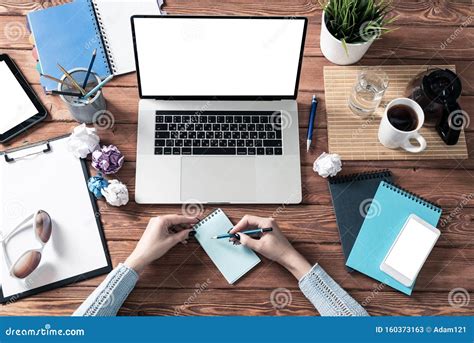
[40,73,65,85]
[82,49,97,89]
[57,63,86,95]
[212,227,273,239]
[46,90,83,97]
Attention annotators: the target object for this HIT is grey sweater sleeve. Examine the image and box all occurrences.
[298,263,369,316]
[73,263,138,316]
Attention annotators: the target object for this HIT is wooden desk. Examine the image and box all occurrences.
[0,0,473,316]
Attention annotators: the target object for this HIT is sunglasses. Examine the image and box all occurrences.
[1,210,52,279]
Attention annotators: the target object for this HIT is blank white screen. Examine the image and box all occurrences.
[133,18,306,97]
[0,61,38,135]
[385,218,439,280]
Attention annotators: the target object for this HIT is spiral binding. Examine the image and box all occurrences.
[328,169,392,184]
[381,181,442,213]
[87,0,116,75]
[194,208,221,231]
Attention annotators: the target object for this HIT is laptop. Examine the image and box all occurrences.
[131,16,307,204]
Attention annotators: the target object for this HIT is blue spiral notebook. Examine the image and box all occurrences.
[27,0,161,91]
[346,181,442,295]
[194,209,261,284]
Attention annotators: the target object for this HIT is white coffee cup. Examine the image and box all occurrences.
[378,98,427,153]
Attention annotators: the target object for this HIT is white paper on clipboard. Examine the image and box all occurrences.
[0,136,109,299]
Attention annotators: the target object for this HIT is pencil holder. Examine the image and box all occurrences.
[58,68,107,124]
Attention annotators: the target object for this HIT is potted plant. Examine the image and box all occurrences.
[319,0,397,65]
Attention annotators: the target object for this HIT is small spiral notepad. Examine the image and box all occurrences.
[346,181,442,295]
[194,209,261,284]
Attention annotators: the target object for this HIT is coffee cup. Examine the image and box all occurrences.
[378,98,427,153]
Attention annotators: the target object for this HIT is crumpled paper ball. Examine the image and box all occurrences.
[87,173,109,199]
[313,152,342,178]
[101,180,129,207]
[67,124,100,158]
[92,145,124,174]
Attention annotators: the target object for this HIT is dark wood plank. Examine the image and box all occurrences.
[97,203,474,248]
[1,0,472,27]
[0,0,473,318]
[47,241,471,292]
[2,48,474,95]
[21,86,474,132]
[1,121,473,169]
[1,287,471,316]
[2,12,474,61]
[86,160,474,207]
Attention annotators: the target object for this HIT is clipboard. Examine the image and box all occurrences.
[0,135,112,304]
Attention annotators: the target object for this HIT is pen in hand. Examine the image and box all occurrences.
[212,227,273,239]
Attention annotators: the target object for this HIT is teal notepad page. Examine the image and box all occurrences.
[346,181,442,295]
[194,209,261,284]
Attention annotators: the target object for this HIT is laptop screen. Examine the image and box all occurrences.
[132,17,307,99]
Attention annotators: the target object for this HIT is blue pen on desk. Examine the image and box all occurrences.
[211,228,273,239]
[306,94,318,152]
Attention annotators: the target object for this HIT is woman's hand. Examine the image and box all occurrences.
[229,215,311,280]
[124,215,198,273]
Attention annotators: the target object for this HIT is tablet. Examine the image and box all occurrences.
[0,54,47,143]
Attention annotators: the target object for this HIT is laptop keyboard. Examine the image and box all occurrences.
[154,111,283,156]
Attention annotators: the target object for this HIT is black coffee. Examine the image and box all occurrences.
[387,105,418,131]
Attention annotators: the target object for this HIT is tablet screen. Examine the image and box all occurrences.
[0,61,38,135]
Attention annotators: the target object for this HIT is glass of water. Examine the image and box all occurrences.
[348,68,389,118]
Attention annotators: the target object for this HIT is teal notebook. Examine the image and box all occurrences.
[346,181,442,295]
[194,209,261,284]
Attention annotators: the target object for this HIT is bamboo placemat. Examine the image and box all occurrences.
[324,65,468,160]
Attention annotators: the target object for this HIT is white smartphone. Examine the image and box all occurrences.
[380,214,440,287]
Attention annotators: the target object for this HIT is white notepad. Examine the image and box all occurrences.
[0,136,111,301]
[194,209,261,284]
[91,0,162,74]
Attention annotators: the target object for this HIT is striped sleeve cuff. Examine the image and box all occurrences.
[299,263,369,317]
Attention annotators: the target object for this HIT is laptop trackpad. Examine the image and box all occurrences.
[180,157,256,202]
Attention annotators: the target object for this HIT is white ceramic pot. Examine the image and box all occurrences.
[320,12,374,65]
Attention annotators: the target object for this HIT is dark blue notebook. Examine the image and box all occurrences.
[328,170,393,267]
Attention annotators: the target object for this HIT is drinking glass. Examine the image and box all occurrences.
[348,68,389,117]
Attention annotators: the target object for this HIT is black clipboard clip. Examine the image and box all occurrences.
[3,141,52,163]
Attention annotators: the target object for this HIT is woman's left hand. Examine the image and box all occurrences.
[124,215,198,273]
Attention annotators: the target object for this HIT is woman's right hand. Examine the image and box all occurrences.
[229,215,312,280]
